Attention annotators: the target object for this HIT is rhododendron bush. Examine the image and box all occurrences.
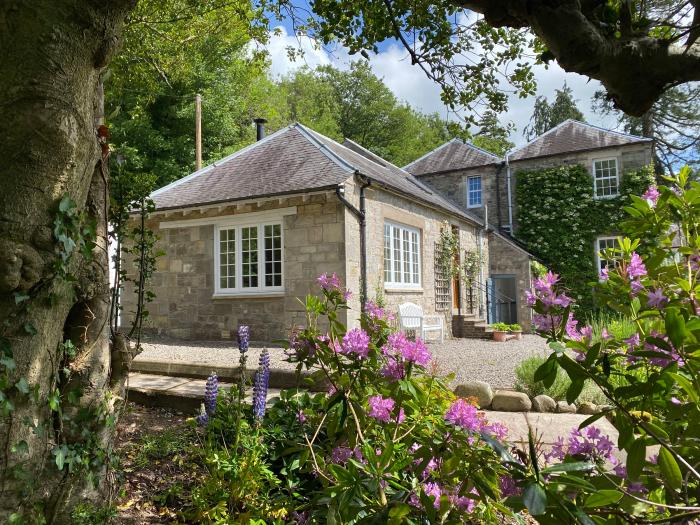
[523,168,700,524]
[270,273,517,523]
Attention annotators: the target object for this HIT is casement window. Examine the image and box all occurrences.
[467,176,482,208]
[593,158,619,198]
[384,222,421,288]
[215,222,283,295]
[596,236,618,271]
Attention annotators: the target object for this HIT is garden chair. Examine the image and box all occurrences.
[397,302,444,343]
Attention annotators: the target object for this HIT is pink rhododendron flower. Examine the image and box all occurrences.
[565,312,582,341]
[599,267,609,281]
[317,272,341,291]
[343,289,352,301]
[340,328,370,358]
[627,252,647,279]
[630,278,645,296]
[445,399,481,431]
[646,288,668,309]
[643,185,660,206]
[601,328,612,341]
[379,356,405,381]
[368,395,396,422]
[331,446,354,464]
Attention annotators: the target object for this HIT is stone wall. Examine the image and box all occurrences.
[418,164,507,230]
[120,191,346,342]
[342,177,487,337]
[487,232,532,330]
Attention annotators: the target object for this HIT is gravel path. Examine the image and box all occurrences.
[135,334,551,389]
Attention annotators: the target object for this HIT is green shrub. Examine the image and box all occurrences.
[509,323,522,332]
[491,322,510,331]
[514,356,608,405]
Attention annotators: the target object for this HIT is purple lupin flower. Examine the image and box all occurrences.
[204,372,218,416]
[196,403,209,426]
[238,325,250,353]
[252,348,270,419]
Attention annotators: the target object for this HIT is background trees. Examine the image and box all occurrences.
[524,84,586,141]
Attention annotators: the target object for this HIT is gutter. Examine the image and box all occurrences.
[335,172,371,311]
[495,161,505,229]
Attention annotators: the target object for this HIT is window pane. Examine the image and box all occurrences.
[241,226,258,288]
[594,160,618,197]
[403,229,411,282]
[264,223,282,287]
[393,226,401,282]
[468,176,482,206]
[219,228,236,288]
[411,231,419,284]
[384,222,421,286]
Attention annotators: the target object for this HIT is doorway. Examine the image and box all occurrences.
[488,275,518,324]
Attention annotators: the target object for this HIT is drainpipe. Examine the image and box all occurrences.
[336,172,371,311]
[495,161,504,230]
[505,153,514,234]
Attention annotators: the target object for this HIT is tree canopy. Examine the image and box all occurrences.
[524,83,586,141]
[280,0,700,118]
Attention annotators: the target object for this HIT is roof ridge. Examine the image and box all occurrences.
[403,137,461,169]
[572,119,653,142]
[461,139,502,160]
[150,124,296,198]
[342,137,419,176]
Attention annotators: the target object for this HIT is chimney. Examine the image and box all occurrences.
[254,118,267,141]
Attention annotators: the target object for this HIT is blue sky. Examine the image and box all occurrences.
[265,8,622,146]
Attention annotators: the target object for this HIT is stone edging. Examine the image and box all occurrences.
[453,380,606,415]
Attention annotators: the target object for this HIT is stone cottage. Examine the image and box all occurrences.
[123,123,530,342]
[405,119,654,324]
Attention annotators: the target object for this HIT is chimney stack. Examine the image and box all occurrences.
[254,118,267,141]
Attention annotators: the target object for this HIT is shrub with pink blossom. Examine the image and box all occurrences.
[514,168,700,523]
[267,272,515,523]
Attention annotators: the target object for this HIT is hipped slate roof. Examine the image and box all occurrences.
[404,138,500,175]
[507,119,652,162]
[150,123,483,226]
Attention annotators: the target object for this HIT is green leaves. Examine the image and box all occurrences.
[664,308,689,349]
[626,439,646,480]
[522,483,547,515]
[658,448,683,491]
[583,489,623,508]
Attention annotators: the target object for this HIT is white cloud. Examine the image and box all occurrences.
[265,26,619,146]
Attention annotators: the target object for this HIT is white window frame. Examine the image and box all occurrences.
[592,158,619,199]
[467,175,483,208]
[384,221,422,290]
[595,236,618,272]
[214,219,285,297]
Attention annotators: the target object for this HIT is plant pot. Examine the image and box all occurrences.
[511,331,523,341]
[492,330,508,342]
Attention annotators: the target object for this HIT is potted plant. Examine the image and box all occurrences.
[509,323,523,340]
[490,322,510,342]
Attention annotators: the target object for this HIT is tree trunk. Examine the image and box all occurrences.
[0,1,135,522]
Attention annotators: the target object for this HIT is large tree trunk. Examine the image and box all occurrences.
[0,1,135,522]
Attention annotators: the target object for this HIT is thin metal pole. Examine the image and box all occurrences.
[195,94,202,171]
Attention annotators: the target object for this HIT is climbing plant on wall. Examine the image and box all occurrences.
[515,164,654,313]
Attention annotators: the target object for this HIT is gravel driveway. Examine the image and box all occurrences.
[136,334,551,389]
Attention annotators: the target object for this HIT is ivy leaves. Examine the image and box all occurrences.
[53,193,96,276]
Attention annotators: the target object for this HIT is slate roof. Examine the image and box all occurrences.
[150,123,484,226]
[403,138,500,175]
[508,119,652,162]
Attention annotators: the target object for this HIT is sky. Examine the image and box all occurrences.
[265,24,622,147]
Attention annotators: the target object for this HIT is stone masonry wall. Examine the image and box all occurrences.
[487,232,532,330]
[342,177,486,337]
[120,192,346,342]
[418,164,506,230]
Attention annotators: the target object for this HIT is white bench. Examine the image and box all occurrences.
[398,302,444,343]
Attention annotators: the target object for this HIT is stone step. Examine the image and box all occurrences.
[127,372,283,413]
[131,358,327,391]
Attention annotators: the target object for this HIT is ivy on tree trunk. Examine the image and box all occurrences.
[0,1,136,522]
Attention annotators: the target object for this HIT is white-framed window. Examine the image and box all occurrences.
[593,158,619,198]
[595,236,618,271]
[467,176,482,208]
[384,221,421,288]
[215,221,283,295]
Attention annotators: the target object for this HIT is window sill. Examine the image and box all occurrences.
[593,194,619,200]
[384,287,424,294]
[213,291,285,299]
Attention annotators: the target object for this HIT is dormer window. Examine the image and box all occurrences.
[593,158,619,198]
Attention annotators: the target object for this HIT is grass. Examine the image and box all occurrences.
[130,425,195,469]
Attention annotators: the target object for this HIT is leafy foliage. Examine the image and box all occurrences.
[520,167,700,523]
[515,164,655,313]
[523,83,585,141]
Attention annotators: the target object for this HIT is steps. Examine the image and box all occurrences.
[452,314,493,340]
